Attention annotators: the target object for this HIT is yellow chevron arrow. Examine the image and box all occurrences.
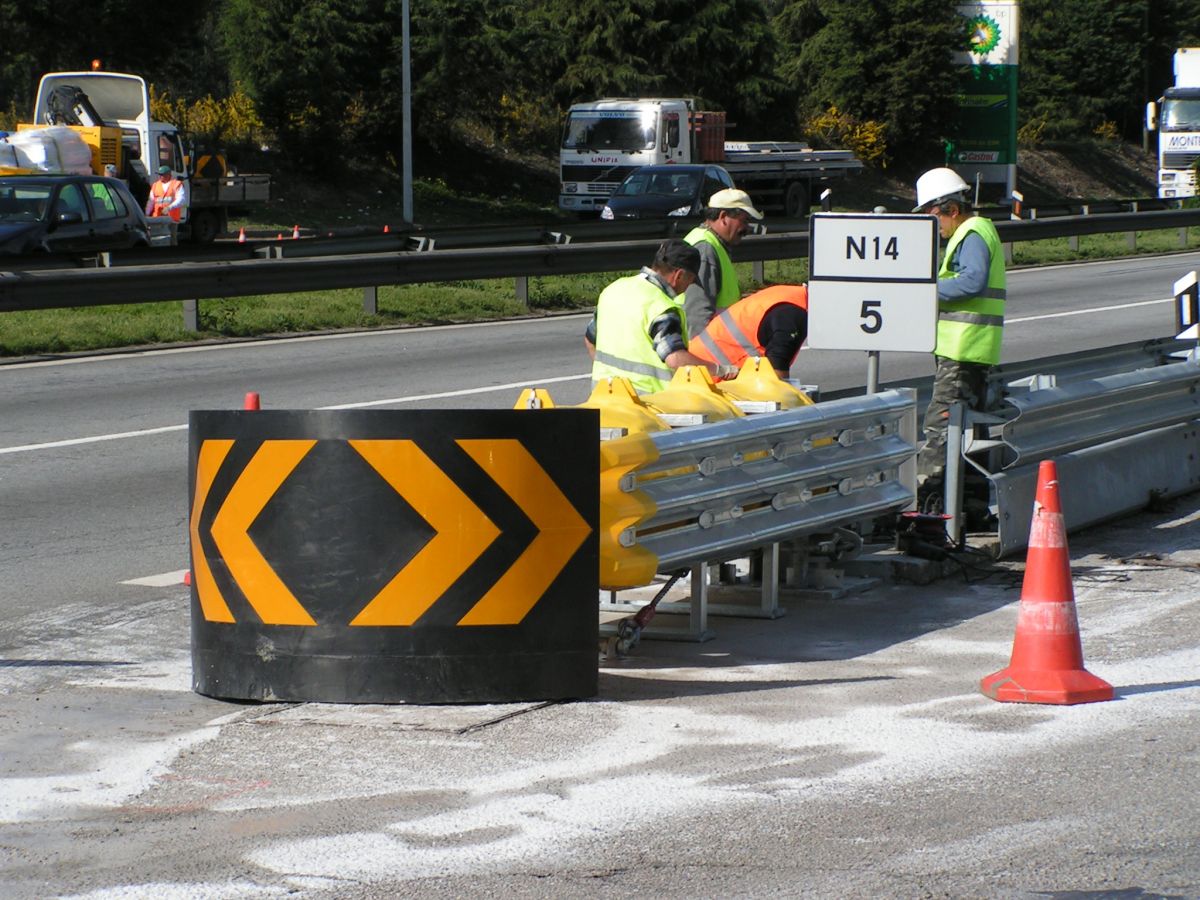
[457,439,592,625]
[210,440,318,626]
[349,440,500,626]
[190,439,236,623]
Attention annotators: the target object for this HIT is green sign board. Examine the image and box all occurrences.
[952,2,1019,178]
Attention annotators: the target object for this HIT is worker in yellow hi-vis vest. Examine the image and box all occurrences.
[911,167,1006,507]
[585,239,738,394]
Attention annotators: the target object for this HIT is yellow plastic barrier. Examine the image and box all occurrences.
[512,388,556,409]
[643,365,745,422]
[578,376,671,436]
[716,358,815,409]
[598,432,660,589]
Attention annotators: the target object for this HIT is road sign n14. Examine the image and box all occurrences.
[809,213,938,282]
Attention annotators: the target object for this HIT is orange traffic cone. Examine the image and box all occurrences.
[244,391,261,410]
[383,224,390,234]
[980,460,1113,704]
[292,224,300,239]
[276,233,283,241]
[237,227,246,244]
[183,570,192,586]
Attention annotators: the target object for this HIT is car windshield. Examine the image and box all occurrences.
[614,172,699,197]
[562,112,656,151]
[0,183,53,222]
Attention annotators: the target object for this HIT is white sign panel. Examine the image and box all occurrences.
[809,213,938,282]
[807,212,940,353]
[954,1,1019,66]
[807,281,939,353]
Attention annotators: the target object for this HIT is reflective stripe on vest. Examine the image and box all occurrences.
[591,272,686,393]
[936,216,1005,365]
[689,284,808,368]
[685,226,740,309]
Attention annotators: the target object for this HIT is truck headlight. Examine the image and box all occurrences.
[668,205,691,216]
[600,206,614,220]
[1162,173,1175,181]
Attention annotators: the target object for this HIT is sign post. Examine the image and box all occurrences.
[807,213,940,393]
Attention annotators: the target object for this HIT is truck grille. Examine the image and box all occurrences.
[561,164,637,187]
[1163,151,1200,168]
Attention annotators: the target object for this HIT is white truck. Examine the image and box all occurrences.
[559,98,862,217]
[1146,48,1200,200]
[20,70,270,241]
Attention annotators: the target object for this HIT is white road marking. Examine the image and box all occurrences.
[1007,296,1170,324]
[0,373,591,455]
[121,570,189,587]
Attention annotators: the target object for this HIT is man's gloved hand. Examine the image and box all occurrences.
[715,364,741,381]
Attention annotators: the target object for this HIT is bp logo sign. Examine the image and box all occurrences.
[966,14,1001,55]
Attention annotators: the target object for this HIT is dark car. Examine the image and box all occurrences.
[600,164,735,220]
[0,174,151,255]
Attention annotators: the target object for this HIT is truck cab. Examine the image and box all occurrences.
[559,99,701,213]
[33,72,189,220]
[1147,48,1200,199]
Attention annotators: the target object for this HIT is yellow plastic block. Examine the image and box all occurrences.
[513,388,556,409]
[643,365,745,421]
[716,358,815,408]
[598,431,660,590]
[579,376,670,436]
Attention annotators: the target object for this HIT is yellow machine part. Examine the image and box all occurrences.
[16,123,122,175]
[578,376,670,436]
[598,432,660,590]
[643,365,745,421]
[715,357,815,408]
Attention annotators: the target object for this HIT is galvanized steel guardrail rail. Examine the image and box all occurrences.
[599,389,918,591]
[3,207,1200,318]
[963,355,1200,557]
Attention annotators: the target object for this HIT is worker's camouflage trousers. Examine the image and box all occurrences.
[916,356,991,483]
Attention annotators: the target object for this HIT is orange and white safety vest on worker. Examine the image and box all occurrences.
[689,283,809,377]
[146,167,187,222]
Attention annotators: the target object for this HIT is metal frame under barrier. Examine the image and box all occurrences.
[949,358,1200,556]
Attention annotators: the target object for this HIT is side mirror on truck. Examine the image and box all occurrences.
[1146,101,1157,132]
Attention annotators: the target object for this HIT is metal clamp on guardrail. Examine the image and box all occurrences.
[968,359,1200,556]
[600,388,918,591]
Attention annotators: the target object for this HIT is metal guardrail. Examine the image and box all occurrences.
[601,389,917,589]
[959,356,1200,557]
[2,207,1200,317]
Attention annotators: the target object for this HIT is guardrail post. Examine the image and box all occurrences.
[753,260,765,283]
[363,286,378,315]
[1003,242,1014,266]
[944,401,967,544]
[182,299,199,332]
[1128,200,1138,252]
[1070,205,1087,252]
[515,275,529,308]
[1181,226,1190,249]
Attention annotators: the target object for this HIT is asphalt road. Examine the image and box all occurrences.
[1,250,1199,897]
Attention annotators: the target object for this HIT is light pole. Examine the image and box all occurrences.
[402,0,413,224]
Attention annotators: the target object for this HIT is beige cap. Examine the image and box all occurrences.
[707,188,763,220]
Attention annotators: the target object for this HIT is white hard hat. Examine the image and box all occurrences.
[913,167,970,212]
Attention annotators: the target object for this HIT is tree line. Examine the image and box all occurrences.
[3,0,1199,177]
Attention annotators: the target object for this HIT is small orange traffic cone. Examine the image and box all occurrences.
[292,224,300,239]
[183,570,192,586]
[244,391,261,410]
[237,227,246,243]
[276,233,283,241]
[383,224,390,234]
[980,460,1114,705]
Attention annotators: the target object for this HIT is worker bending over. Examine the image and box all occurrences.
[689,283,808,379]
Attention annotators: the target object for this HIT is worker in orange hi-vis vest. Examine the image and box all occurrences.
[145,165,187,222]
[688,283,809,379]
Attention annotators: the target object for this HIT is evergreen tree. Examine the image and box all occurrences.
[775,0,962,164]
